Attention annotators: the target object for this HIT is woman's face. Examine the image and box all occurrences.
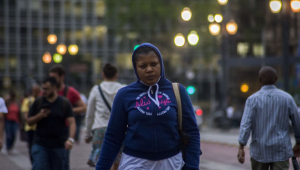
[135,51,161,86]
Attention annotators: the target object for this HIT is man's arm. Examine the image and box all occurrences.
[85,87,96,143]
[237,98,254,164]
[0,112,4,151]
[289,99,300,157]
[65,117,76,150]
[73,99,86,114]
[27,109,50,126]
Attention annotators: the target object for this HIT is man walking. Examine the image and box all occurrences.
[49,65,86,170]
[238,66,300,170]
[27,77,76,170]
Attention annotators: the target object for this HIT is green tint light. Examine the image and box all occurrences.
[187,86,195,95]
[53,53,63,63]
[134,45,140,51]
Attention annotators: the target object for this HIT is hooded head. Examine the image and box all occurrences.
[132,43,165,86]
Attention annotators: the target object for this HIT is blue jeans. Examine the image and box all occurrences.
[31,144,65,170]
[64,150,70,170]
[5,120,18,150]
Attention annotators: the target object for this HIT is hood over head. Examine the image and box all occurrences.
[132,43,165,86]
[132,43,165,108]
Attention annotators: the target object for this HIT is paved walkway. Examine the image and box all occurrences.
[0,127,298,170]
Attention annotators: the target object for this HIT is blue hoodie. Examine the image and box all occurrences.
[96,43,201,170]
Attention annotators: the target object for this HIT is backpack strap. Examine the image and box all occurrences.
[98,85,112,111]
[62,97,69,115]
[63,85,69,97]
[172,83,182,131]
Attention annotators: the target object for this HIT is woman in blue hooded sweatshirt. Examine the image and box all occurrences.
[96,43,201,170]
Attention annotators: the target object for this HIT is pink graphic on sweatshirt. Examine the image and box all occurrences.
[135,91,172,116]
[135,98,151,108]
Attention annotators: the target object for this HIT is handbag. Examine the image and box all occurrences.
[172,83,190,169]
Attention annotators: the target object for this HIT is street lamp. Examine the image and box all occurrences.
[181,7,192,21]
[269,0,282,13]
[42,52,52,64]
[57,44,67,55]
[68,44,79,55]
[215,14,223,23]
[208,14,215,22]
[174,33,185,47]
[209,23,221,36]
[226,20,238,35]
[291,0,300,12]
[218,0,228,5]
[187,31,199,45]
[47,34,57,44]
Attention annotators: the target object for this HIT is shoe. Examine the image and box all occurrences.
[87,159,96,167]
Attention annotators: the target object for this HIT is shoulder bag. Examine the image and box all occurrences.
[172,83,190,170]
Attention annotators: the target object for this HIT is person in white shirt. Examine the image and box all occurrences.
[0,97,8,151]
[85,63,125,169]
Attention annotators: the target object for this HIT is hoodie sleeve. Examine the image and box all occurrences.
[96,89,127,170]
[179,84,201,170]
[85,86,97,137]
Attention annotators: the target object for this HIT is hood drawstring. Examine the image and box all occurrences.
[140,77,161,108]
[147,84,160,108]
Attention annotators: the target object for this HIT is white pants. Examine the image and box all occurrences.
[118,152,185,170]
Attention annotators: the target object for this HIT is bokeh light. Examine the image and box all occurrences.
[181,7,192,21]
[174,33,185,47]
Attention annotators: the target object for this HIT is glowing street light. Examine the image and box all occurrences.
[209,23,221,36]
[208,14,214,22]
[214,14,223,23]
[269,0,282,13]
[291,0,300,12]
[218,0,228,5]
[57,44,67,55]
[42,52,52,63]
[47,34,57,44]
[53,53,63,63]
[226,20,238,35]
[174,33,185,47]
[240,84,249,93]
[187,31,199,46]
[68,44,79,55]
[181,7,192,21]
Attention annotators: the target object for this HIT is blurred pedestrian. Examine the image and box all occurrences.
[0,97,8,151]
[4,89,20,154]
[237,66,300,170]
[74,93,87,144]
[85,63,125,169]
[49,65,86,170]
[96,43,201,170]
[21,84,41,165]
[27,77,76,170]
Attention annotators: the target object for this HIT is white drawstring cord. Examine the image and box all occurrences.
[147,84,160,108]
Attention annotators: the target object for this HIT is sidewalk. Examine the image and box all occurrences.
[0,130,92,170]
[0,127,297,170]
[200,126,296,147]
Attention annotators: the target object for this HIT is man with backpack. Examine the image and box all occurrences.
[49,65,86,170]
[85,63,125,169]
[27,77,76,170]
